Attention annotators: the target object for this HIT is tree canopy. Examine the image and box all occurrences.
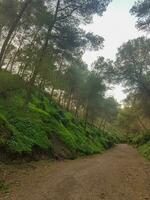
[131,0,150,32]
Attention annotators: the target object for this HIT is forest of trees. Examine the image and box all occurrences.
[0,0,120,130]
[0,0,149,155]
[0,1,150,198]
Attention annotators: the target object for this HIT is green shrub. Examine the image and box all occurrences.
[128,131,150,160]
[0,71,25,97]
[138,141,150,160]
[28,103,50,117]
[8,117,51,153]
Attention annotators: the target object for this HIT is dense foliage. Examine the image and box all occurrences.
[0,71,121,160]
[127,131,150,160]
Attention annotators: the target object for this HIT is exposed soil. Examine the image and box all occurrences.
[0,144,150,200]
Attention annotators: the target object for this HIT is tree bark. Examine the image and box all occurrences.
[84,106,89,130]
[51,86,55,99]
[19,28,40,77]
[9,39,24,72]
[75,101,80,117]
[66,90,72,110]
[58,91,63,104]
[17,63,23,75]
[137,116,148,131]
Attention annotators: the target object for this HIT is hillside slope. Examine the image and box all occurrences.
[0,71,121,161]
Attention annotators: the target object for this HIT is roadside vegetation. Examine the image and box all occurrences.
[0,71,122,161]
[114,0,150,160]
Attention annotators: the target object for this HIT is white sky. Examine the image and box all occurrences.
[82,0,146,103]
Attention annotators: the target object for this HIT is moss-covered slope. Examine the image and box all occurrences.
[0,72,121,160]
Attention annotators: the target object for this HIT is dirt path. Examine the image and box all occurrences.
[0,144,150,200]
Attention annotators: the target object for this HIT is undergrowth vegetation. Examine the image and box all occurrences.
[127,132,150,160]
[0,73,121,161]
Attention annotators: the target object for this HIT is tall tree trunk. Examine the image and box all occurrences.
[51,86,55,99]
[62,97,67,108]
[0,25,4,40]
[102,120,106,131]
[39,79,45,90]
[84,106,89,130]
[75,101,80,117]
[1,28,18,67]
[70,99,74,111]
[25,0,61,104]
[99,118,104,129]
[19,28,40,77]
[66,90,72,110]
[137,116,148,131]
[9,39,24,72]
[17,63,23,75]
[58,91,63,104]
[0,0,32,68]
[5,58,12,71]
[20,64,27,78]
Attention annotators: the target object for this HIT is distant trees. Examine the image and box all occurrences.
[115,37,150,117]
[115,37,150,94]
[114,2,150,134]
[117,93,150,134]
[83,71,106,128]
